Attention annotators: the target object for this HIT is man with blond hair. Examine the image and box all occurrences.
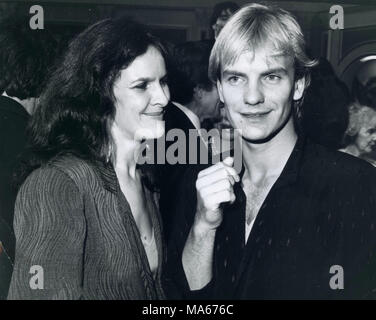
[164,3,376,299]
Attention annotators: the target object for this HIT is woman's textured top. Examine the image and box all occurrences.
[7,155,165,300]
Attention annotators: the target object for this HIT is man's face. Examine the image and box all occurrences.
[217,46,305,142]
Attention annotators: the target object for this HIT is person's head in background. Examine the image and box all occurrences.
[169,40,221,126]
[0,14,57,115]
[352,62,376,110]
[341,104,376,163]
[210,2,240,39]
[302,57,350,149]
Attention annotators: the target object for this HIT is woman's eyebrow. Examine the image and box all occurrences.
[130,77,153,84]
[130,73,168,84]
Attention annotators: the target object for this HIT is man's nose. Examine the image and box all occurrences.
[243,80,265,105]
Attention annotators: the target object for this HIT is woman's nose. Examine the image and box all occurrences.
[153,83,170,107]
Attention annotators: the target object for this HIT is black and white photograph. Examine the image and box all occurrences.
[1,0,376,308]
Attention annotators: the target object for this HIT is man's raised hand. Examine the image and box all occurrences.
[194,157,240,232]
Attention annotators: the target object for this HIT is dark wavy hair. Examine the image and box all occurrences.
[18,17,168,188]
[0,15,57,99]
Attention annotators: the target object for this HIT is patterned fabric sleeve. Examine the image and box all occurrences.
[7,166,86,300]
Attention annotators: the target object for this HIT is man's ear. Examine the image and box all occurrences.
[217,80,224,103]
[293,77,306,101]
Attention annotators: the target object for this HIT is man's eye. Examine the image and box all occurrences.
[265,74,281,83]
[228,76,242,85]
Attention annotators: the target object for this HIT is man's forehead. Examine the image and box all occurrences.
[222,47,294,73]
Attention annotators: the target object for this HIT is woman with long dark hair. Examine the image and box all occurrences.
[8,18,170,300]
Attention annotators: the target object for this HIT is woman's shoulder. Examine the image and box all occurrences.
[47,154,96,175]
[21,155,100,194]
[15,158,85,221]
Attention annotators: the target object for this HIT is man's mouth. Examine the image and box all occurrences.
[240,110,272,118]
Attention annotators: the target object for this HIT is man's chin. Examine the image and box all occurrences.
[241,134,273,144]
[239,128,274,144]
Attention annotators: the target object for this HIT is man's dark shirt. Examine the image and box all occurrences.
[164,136,376,299]
[0,96,29,299]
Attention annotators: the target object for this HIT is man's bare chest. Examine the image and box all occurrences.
[242,177,278,226]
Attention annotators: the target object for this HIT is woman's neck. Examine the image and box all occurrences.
[110,124,142,180]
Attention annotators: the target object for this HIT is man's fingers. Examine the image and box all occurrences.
[200,178,232,197]
[197,160,227,178]
[197,157,235,178]
[196,159,240,189]
[222,156,234,166]
[223,166,240,183]
[204,189,236,211]
[196,168,235,189]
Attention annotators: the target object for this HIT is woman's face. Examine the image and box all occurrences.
[355,107,376,154]
[112,45,170,142]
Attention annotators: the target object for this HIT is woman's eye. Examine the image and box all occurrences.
[160,77,169,87]
[134,82,148,90]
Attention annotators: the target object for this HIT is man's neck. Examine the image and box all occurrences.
[241,118,297,183]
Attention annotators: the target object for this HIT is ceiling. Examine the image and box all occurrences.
[3,0,375,12]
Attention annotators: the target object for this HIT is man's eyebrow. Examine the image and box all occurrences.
[222,70,247,78]
[260,67,288,76]
[222,68,288,78]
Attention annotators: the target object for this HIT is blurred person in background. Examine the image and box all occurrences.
[169,40,221,130]
[302,57,350,149]
[0,14,57,299]
[340,104,376,166]
[352,59,376,110]
[8,18,170,300]
[210,1,240,39]
[340,63,376,165]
